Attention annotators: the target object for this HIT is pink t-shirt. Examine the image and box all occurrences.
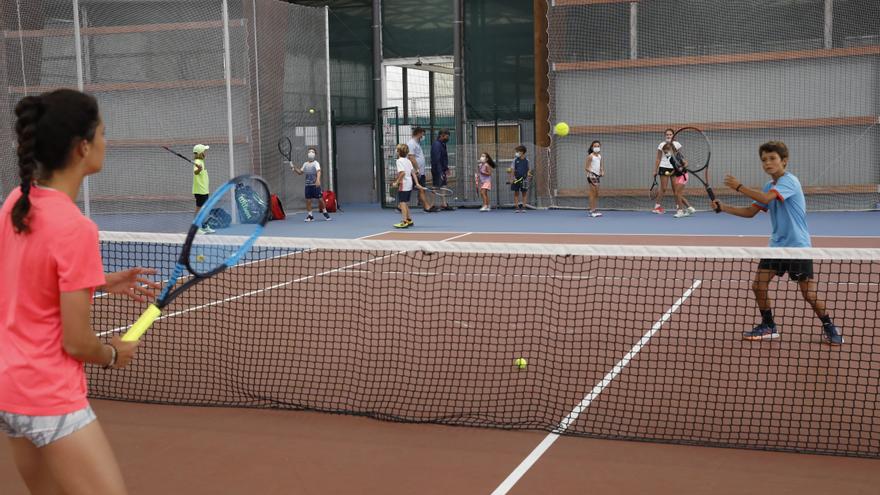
[0,186,105,415]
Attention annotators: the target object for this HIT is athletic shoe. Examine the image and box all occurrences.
[393,221,408,228]
[202,226,215,233]
[324,216,332,221]
[405,219,414,227]
[479,206,489,212]
[822,323,844,346]
[197,227,212,235]
[442,205,456,211]
[590,211,603,218]
[687,206,696,216]
[304,215,314,222]
[673,209,687,218]
[652,205,665,214]
[743,323,780,341]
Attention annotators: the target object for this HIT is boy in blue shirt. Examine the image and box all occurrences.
[712,141,842,345]
[510,145,529,213]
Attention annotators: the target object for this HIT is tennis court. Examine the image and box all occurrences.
[1,0,879,493]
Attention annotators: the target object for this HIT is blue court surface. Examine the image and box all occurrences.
[94,204,880,241]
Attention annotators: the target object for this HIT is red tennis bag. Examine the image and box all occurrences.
[269,193,285,220]
[322,190,337,213]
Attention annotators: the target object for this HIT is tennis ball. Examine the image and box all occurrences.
[196,254,205,262]
[554,122,570,137]
[308,108,316,114]
[514,357,528,370]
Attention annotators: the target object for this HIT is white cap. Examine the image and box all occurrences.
[193,144,210,154]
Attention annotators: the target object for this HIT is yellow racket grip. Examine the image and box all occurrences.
[122,304,162,342]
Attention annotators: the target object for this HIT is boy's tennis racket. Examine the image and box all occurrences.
[670,126,719,212]
[278,136,292,163]
[426,187,454,199]
[162,145,196,165]
[121,175,271,342]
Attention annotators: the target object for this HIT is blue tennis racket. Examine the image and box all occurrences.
[122,174,271,341]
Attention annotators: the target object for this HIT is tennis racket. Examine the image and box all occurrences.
[426,187,454,200]
[670,126,719,212]
[162,145,196,165]
[121,175,271,342]
[277,136,292,163]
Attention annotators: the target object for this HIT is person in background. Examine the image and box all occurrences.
[290,147,332,222]
[392,143,425,228]
[510,145,530,213]
[407,127,437,213]
[192,143,213,233]
[430,129,454,211]
[585,140,604,217]
[476,152,496,211]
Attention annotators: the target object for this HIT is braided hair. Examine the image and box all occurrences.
[11,89,99,233]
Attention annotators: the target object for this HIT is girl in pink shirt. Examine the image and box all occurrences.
[0,89,159,494]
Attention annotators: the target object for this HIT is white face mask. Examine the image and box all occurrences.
[480,156,487,163]
[593,147,600,153]
[665,136,673,143]
[307,152,316,160]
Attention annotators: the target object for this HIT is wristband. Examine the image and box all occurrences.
[103,344,118,369]
[736,184,743,192]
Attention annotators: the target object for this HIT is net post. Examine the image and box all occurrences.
[324,5,334,192]
[72,0,90,217]
[221,0,237,222]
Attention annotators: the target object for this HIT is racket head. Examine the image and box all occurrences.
[277,136,292,162]
[185,175,271,277]
[648,175,659,201]
[430,187,454,198]
[671,127,711,173]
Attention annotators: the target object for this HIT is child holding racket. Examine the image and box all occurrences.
[510,145,529,213]
[392,143,425,228]
[712,141,843,345]
[476,152,496,211]
[1,89,160,493]
[660,141,695,218]
[291,148,332,222]
[192,143,214,233]
[585,140,604,217]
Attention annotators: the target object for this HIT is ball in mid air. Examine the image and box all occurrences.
[554,122,569,137]
[514,357,528,370]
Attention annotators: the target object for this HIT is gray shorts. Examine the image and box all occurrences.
[0,405,96,448]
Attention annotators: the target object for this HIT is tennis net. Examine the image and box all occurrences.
[88,232,880,458]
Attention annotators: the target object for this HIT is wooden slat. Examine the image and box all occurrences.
[107,136,250,148]
[556,184,877,198]
[555,45,880,72]
[570,116,878,135]
[8,79,247,95]
[3,19,245,39]
[554,0,638,5]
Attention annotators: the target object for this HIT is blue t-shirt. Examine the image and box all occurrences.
[430,139,448,174]
[752,172,811,247]
[513,157,529,179]
[301,161,320,186]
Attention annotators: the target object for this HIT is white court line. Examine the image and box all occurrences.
[357,231,394,240]
[489,279,703,495]
[441,232,472,242]
[97,251,402,337]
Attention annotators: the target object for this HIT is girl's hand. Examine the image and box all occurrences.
[102,268,161,303]
[110,335,139,369]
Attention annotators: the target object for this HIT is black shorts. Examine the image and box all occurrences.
[587,174,600,186]
[305,185,323,199]
[194,194,209,207]
[511,178,527,192]
[432,169,447,187]
[397,189,412,203]
[758,258,814,281]
[658,168,674,177]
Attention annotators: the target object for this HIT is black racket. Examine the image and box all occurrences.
[648,174,659,201]
[162,145,196,165]
[278,136,292,163]
[670,127,719,212]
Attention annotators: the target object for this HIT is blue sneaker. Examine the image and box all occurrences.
[743,323,779,341]
[822,323,844,346]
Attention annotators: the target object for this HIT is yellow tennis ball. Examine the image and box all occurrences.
[554,122,570,137]
[514,357,527,370]
[308,108,316,114]
[196,254,205,262]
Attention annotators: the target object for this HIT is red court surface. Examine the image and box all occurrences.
[1,231,878,494]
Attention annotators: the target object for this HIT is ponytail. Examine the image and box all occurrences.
[11,96,43,233]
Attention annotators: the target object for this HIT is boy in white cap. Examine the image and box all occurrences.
[192,144,212,233]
